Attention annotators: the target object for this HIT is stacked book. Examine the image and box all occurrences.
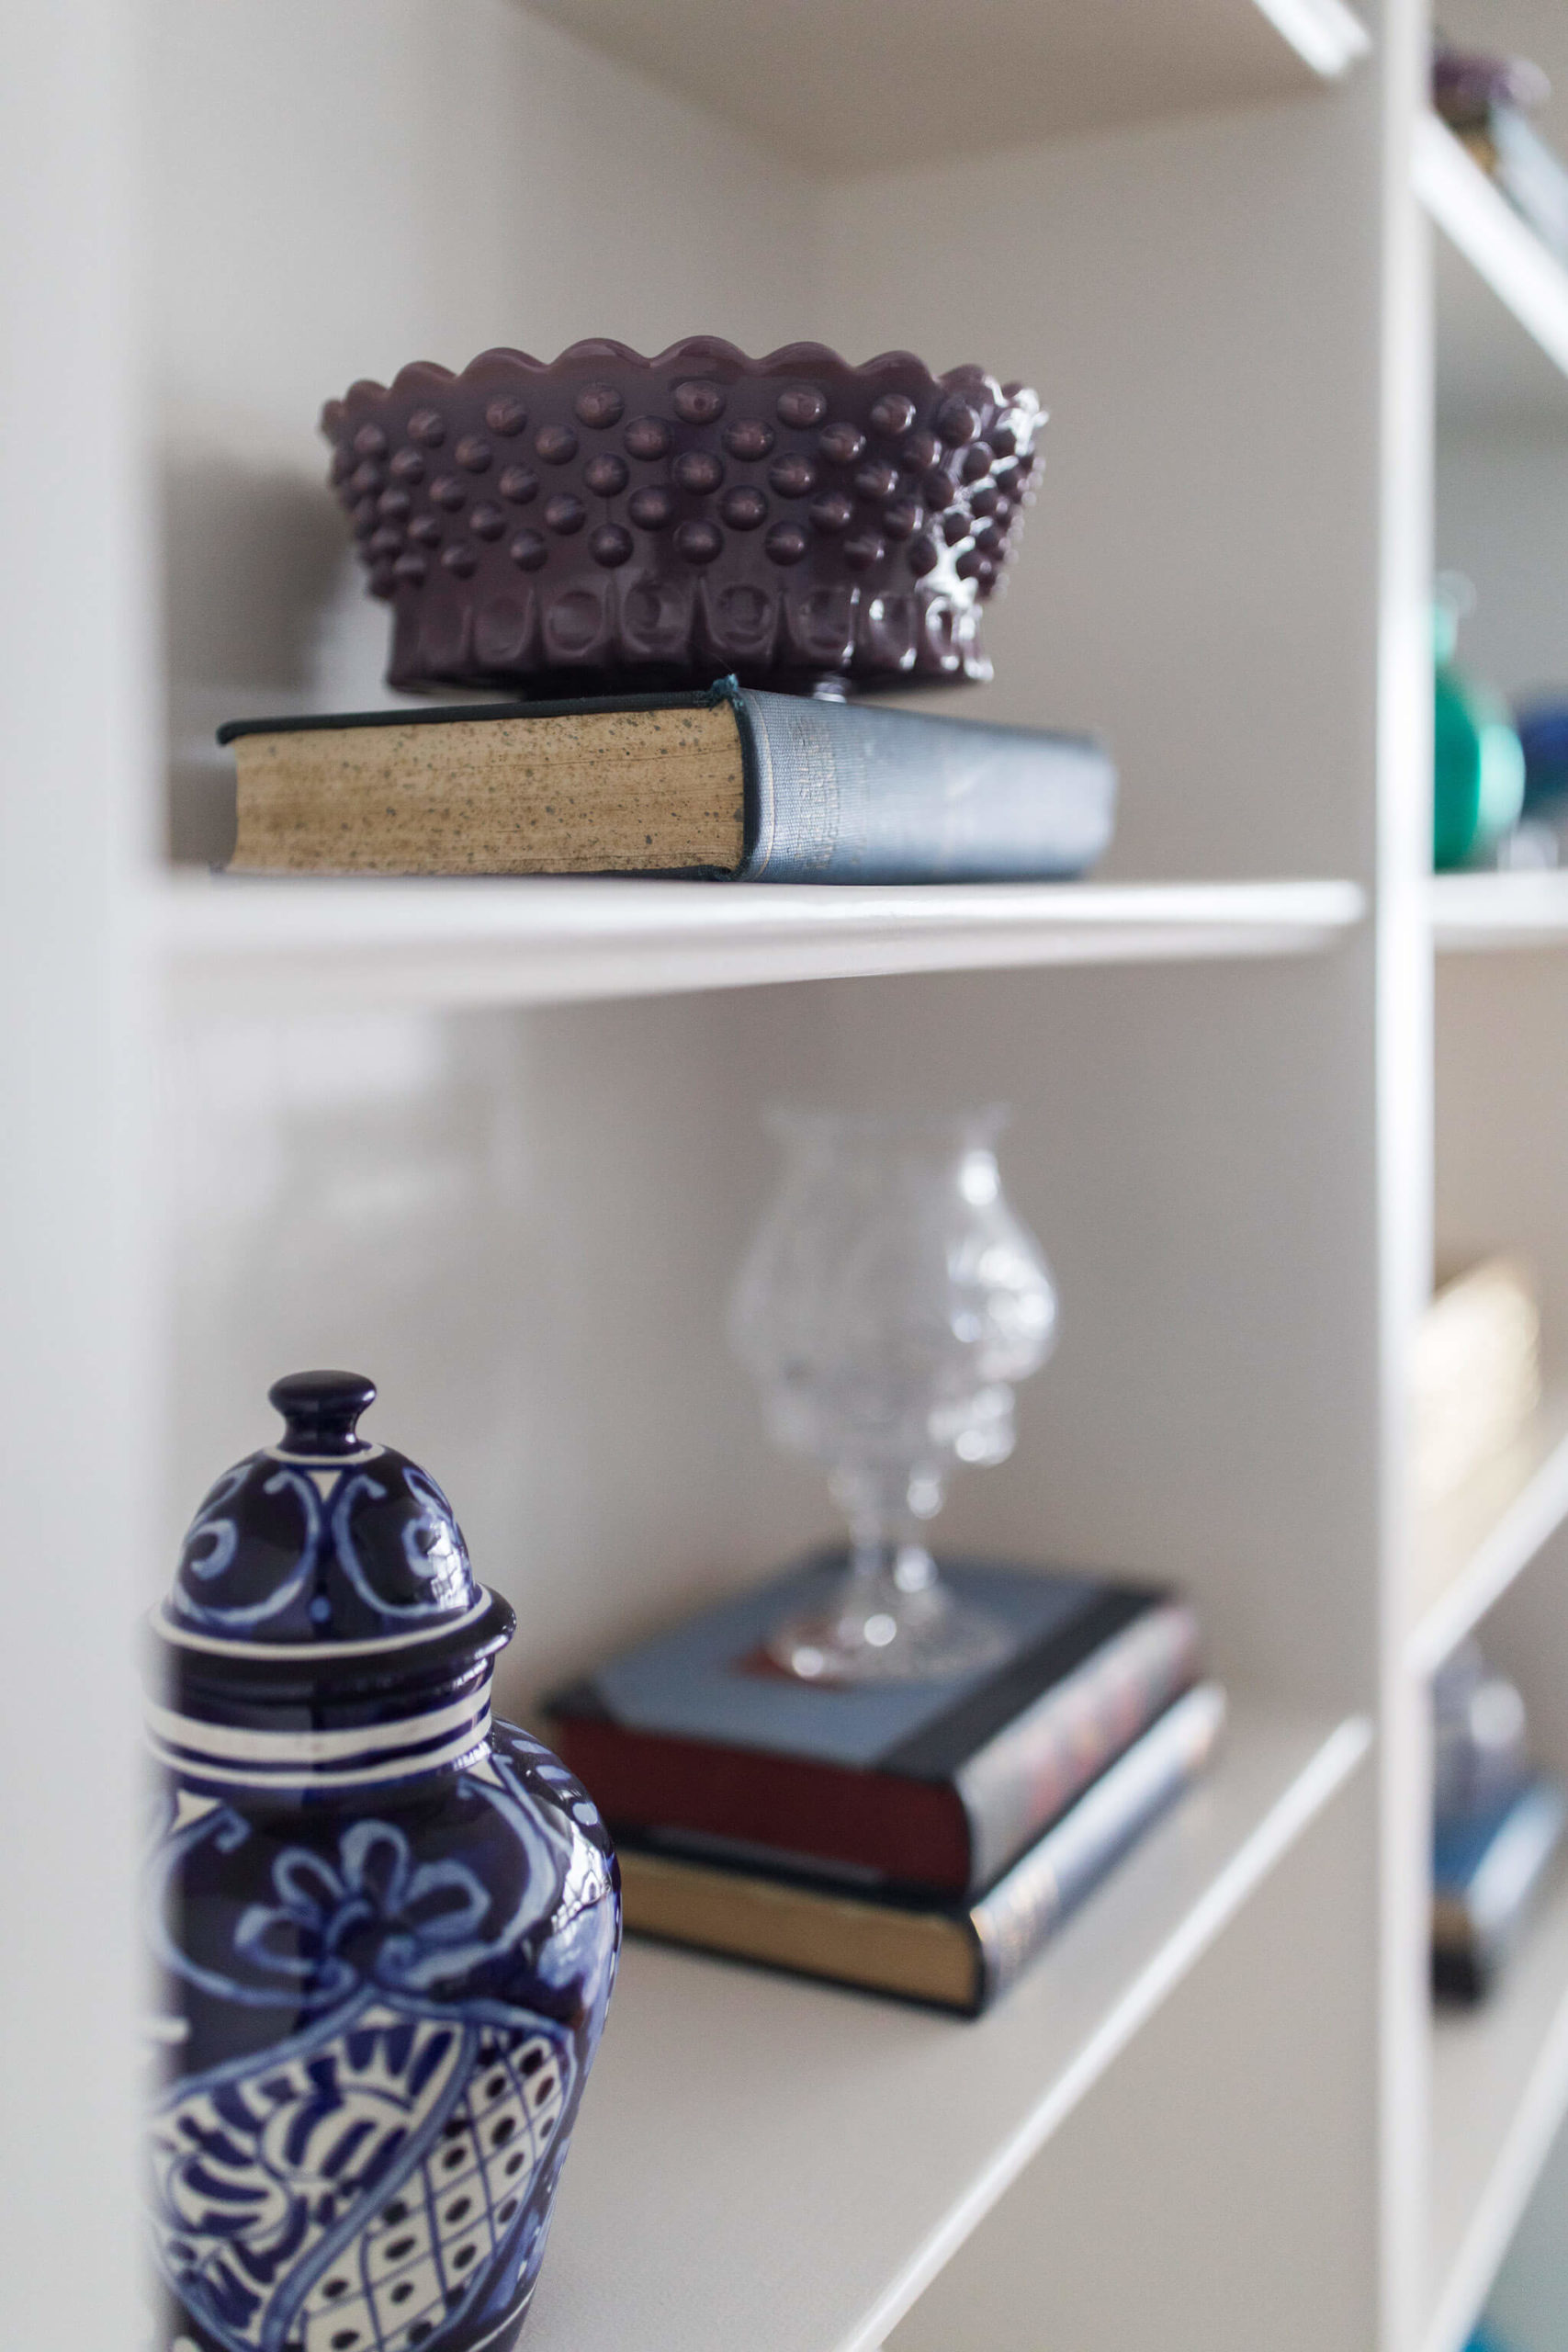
[1435,44,1568,266]
[543,1554,1220,2016]
[216,678,1115,882]
[1432,1643,1565,2004]
[1413,1253,1541,1511]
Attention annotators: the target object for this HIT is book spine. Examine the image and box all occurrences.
[971,1683,1227,2010]
[1432,1778,1566,2003]
[955,1600,1201,1893]
[733,688,1116,883]
[544,1713,974,1889]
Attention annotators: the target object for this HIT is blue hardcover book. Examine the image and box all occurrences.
[546,1555,1201,1897]
[218,676,1115,881]
[1433,1776,1566,2002]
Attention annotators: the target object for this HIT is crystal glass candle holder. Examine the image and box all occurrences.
[729,1107,1057,1683]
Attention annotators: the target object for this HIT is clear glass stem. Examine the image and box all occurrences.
[765,1462,1013,1684]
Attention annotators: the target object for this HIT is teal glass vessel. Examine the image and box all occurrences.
[1434,598,1525,872]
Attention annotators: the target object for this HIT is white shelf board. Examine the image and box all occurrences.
[1430,871,1568,951]
[1426,1866,1568,2352]
[524,1703,1368,2352]
[153,875,1365,1017]
[522,0,1368,173]
[1408,1394,1568,1678]
[1417,114,1568,431]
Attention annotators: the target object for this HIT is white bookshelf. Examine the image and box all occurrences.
[1431,871,1568,949]
[1419,111,1568,425]
[1427,1870,1568,2352]
[1421,18,1568,2340]
[1409,1393,1568,1674]
[158,875,1366,1014]
[524,0,1370,171]
[527,1705,1369,2352]
[18,0,1568,2348]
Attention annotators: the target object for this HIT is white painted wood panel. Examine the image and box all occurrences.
[2,0,1440,2344]
[1426,1521,1568,2346]
[1427,1870,1568,2352]
[1481,2107,1568,2351]
[1434,873,1568,949]
[148,0,821,865]
[816,90,1388,889]
[1409,1392,1568,1675]
[1434,431,1568,704]
[157,874,1366,1014]
[888,1756,1378,2352]
[1436,953,1568,1372]
[519,0,1368,172]
[0,4,153,2344]
[1421,115,1568,429]
[156,950,1383,1722]
[523,1707,1367,2352]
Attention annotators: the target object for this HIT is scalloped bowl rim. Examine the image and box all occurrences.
[322,336,1040,430]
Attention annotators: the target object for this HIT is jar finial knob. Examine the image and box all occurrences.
[267,1368,377,1457]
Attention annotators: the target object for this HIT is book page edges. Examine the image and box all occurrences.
[227,701,747,876]
[617,1849,979,2008]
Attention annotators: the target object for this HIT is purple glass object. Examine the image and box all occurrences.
[321,337,1044,699]
[1433,42,1550,129]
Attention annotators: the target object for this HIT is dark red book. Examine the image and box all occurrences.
[543,1556,1200,1897]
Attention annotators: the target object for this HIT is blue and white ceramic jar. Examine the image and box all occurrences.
[143,1371,620,2352]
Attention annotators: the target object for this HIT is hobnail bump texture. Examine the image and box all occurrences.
[321,337,1043,697]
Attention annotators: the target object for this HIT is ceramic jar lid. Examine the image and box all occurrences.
[150,1372,514,1788]
[169,1369,490,1645]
